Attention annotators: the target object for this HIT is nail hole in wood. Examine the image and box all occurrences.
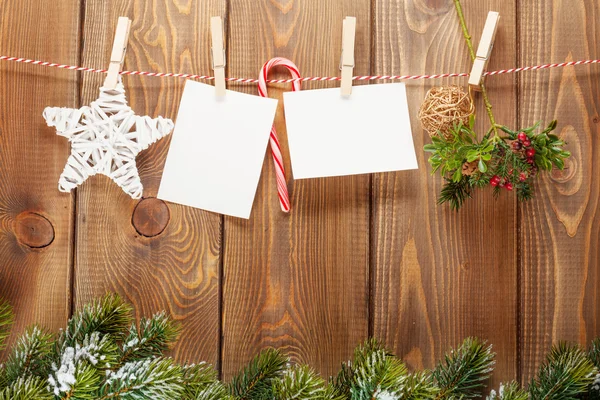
[132,198,170,238]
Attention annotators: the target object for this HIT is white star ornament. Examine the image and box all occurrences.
[43,81,173,199]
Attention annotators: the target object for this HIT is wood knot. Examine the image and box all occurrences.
[132,198,170,237]
[14,212,55,248]
[551,157,576,183]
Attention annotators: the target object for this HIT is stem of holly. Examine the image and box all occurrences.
[453,0,499,137]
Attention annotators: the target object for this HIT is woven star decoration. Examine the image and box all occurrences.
[43,80,173,199]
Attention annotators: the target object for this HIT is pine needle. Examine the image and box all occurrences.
[119,311,181,365]
[99,357,184,399]
[529,342,597,399]
[0,377,52,400]
[0,298,13,351]
[3,326,53,382]
[272,365,343,400]
[229,348,289,399]
[433,337,496,399]
[61,293,133,347]
[182,362,231,400]
[487,381,528,400]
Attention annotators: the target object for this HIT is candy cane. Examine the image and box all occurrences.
[258,58,301,213]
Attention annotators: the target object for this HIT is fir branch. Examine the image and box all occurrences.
[99,357,184,399]
[401,371,440,399]
[60,293,133,348]
[433,337,495,399]
[589,339,600,369]
[438,177,472,210]
[3,326,53,382]
[182,362,231,400]
[0,298,13,351]
[529,342,597,399]
[0,376,52,400]
[332,362,353,399]
[48,332,118,398]
[272,365,343,400]
[341,339,409,400]
[119,311,180,365]
[229,348,289,400]
[487,381,528,400]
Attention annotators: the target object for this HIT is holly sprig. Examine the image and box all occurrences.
[424,117,570,210]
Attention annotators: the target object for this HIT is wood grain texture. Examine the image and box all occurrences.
[518,0,600,382]
[221,0,371,379]
[0,0,78,356]
[0,0,599,386]
[371,0,518,387]
[73,0,225,365]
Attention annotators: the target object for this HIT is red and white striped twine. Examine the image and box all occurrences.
[3,55,598,212]
[1,55,599,84]
[258,57,301,213]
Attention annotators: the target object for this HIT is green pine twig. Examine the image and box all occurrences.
[229,348,289,399]
[3,326,53,382]
[0,377,52,400]
[529,342,597,399]
[118,311,181,366]
[433,337,496,399]
[0,298,13,351]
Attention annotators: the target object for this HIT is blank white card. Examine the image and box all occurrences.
[158,81,278,219]
[283,83,418,179]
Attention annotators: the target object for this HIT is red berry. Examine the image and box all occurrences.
[518,132,527,141]
[490,175,500,187]
[523,139,531,147]
[519,172,527,182]
[527,158,535,165]
[526,148,536,157]
[505,182,513,191]
[498,179,505,188]
[512,141,523,150]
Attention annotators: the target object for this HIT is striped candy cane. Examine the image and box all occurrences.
[258,58,301,213]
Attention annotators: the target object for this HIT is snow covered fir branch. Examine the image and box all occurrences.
[0,294,599,399]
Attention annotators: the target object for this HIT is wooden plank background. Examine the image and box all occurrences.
[0,0,599,389]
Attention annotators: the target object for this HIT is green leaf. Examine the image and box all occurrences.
[452,168,463,182]
[478,159,488,173]
[466,152,479,162]
[553,157,565,170]
[469,113,475,129]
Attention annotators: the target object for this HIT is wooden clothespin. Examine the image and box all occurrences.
[104,17,132,89]
[468,11,500,91]
[211,16,226,98]
[340,16,356,97]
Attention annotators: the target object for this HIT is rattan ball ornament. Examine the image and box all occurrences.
[418,86,474,139]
